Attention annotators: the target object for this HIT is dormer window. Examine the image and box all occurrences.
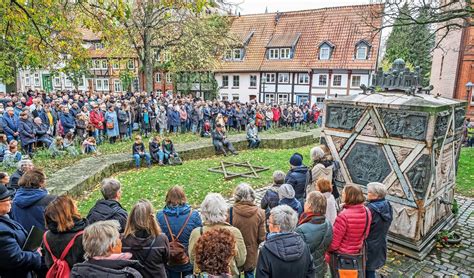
[224,48,244,61]
[268,48,291,60]
[266,33,300,60]
[318,41,335,60]
[355,40,371,60]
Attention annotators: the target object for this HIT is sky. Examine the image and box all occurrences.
[236,0,376,14]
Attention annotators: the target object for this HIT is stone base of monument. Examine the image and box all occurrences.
[387,213,457,260]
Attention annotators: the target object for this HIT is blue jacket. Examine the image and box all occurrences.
[279,198,303,216]
[169,110,180,126]
[156,204,202,273]
[0,215,42,278]
[18,118,36,146]
[11,188,56,231]
[59,112,76,134]
[366,199,393,271]
[2,113,19,138]
[260,185,280,220]
[285,166,309,202]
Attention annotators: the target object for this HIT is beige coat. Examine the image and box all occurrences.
[306,163,334,196]
[188,222,247,277]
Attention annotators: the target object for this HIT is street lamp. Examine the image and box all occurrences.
[466,82,474,105]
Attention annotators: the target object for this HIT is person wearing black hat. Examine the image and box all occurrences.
[211,123,237,156]
[0,184,42,278]
[285,153,309,205]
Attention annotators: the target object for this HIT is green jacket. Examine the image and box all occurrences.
[295,216,333,277]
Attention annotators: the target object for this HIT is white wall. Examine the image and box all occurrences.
[215,72,259,102]
[17,69,87,92]
[0,83,5,93]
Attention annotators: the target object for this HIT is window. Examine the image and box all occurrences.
[233,49,243,60]
[333,75,342,86]
[318,75,327,86]
[280,48,291,59]
[127,59,134,69]
[320,46,330,60]
[351,75,361,87]
[101,60,108,70]
[93,60,101,69]
[95,42,104,49]
[78,77,84,87]
[356,45,368,60]
[250,75,257,87]
[222,75,229,87]
[264,73,275,83]
[298,73,309,84]
[95,78,109,91]
[232,95,239,101]
[114,80,122,92]
[265,93,275,104]
[221,94,229,101]
[65,78,72,88]
[224,50,232,60]
[316,97,325,104]
[278,73,289,83]
[25,73,30,86]
[34,73,40,86]
[233,75,240,87]
[112,61,119,69]
[156,73,161,83]
[166,73,172,83]
[54,77,61,87]
[269,49,279,59]
[278,94,289,104]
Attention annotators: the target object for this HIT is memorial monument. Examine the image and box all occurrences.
[321,59,467,259]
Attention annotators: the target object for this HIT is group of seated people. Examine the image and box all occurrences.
[132,136,181,168]
[0,144,394,278]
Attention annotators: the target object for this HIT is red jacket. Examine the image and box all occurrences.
[272,107,280,121]
[328,204,372,255]
[90,110,105,130]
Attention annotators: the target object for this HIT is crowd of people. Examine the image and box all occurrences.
[0,144,394,278]
[0,90,323,165]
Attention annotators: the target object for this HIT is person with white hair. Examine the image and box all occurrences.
[365,182,393,278]
[256,205,315,278]
[306,146,335,196]
[227,183,265,278]
[8,159,33,189]
[278,184,303,216]
[188,193,246,277]
[70,220,142,277]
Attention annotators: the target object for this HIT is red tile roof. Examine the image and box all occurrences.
[217,4,383,73]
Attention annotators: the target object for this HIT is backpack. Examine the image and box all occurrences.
[163,210,193,266]
[43,230,84,278]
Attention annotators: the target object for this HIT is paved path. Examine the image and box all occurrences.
[241,186,474,277]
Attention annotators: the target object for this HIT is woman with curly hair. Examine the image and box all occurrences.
[194,228,236,278]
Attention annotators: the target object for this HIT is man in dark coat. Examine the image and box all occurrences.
[8,160,34,190]
[0,184,43,278]
[211,124,237,156]
[256,205,315,278]
[87,178,128,232]
[33,117,52,147]
[285,153,309,205]
[18,111,37,156]
[2,107,19,142]
[365,182,393,278]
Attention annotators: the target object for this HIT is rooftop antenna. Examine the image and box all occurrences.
[265,6,268,13]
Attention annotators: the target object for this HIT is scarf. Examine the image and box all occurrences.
[298,212,320,225]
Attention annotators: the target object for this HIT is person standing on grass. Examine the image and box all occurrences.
[105,105,119,144]
[87,178,128,233]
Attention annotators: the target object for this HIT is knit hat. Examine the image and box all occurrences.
[310,147,325,161]
[289,153,303,167]
[278,184,295,200]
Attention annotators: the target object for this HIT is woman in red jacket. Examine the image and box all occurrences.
[327,184,372,273]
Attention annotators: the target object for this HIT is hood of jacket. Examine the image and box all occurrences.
[368,199,393,222]
[163,203,192,217]
[264,233,306,262]
[13,188,48,208]
[233,202,258,218]
[289,165,309,174]
[47,217,88,233]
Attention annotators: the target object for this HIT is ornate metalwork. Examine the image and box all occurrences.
[344,142,392,186]
[434,111,450,138]
[379,109,428,141]
[326,105,364,130]
[454,107,466,130]
[406,154,431,199]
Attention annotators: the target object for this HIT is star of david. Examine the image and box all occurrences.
[208,161,270,180]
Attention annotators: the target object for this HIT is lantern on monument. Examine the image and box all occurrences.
[321,59,467,259]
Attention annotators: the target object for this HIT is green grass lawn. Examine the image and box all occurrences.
[77,145,312,215]
[456,147,474,197]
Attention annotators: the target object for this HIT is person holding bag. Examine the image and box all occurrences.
[328,184,372,278]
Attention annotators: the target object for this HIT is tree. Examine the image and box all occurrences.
[62,56,90,90]
[0,0,87,85]
[383,3,412,65]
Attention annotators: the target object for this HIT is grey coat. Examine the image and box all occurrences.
[295,216,333,277]
[157,110,167,129]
